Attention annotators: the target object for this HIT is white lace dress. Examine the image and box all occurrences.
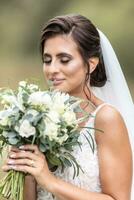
[37,103,108,200]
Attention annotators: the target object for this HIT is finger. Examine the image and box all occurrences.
[8,150,26,158]
[10,151,38,161]
[11,146,20,152]
[2,165,11,172]
[19,145,39,154]
[7,158,36,168]
[7,164,35,175]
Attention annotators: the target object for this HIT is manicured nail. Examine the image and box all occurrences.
[20,150,26,153]
[19,146,25,149]
[8,160,14,164]
[10,154,16,158]
[10,165,17,169]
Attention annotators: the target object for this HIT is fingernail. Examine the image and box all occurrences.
[10,165,17,169]
[20,150,26,153]
[10,154,16,158]
[19,146,25,149]
[8,160,14,164]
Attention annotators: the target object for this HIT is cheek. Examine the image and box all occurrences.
[64,61,86,81]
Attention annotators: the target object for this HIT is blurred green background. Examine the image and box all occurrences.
[0,0,134,99]
[0,0,134,195]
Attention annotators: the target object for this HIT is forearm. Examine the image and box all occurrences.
[49,177,115,200]
[24,175,37,200]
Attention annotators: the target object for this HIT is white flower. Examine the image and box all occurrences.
[47,111,60,123]
[43,120,59,141]
[19,119,36,138]
[53,92,70,103]
[0,110,10,126]
[52,92,70,114]
[58,134,68,145]
[1,94,16,105]
[62,111,76,126]
[28,91,52,107]
[28,84,39,91]
[1,93,24,111]
[19,81,27,87]
[0,109,15,126]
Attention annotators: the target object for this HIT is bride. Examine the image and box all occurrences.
[2,14,134,200]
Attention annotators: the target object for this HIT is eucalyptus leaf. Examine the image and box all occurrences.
[46,153,61,166]
[39,143,48,152]
[8,137,19,145]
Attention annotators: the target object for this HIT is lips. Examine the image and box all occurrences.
[49,78,65,86]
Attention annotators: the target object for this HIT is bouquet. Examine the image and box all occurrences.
[0,81,95,200]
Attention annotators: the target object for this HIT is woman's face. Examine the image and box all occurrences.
[43,34,88,97]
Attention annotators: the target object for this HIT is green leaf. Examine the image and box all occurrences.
[2,131,17,138]
[46,152,61,166]
[84,131,95,153]
[39,143,48,152]
[8,137,19,145]
[60,156,72,167]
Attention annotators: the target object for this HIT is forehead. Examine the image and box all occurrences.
[43,34,79,54]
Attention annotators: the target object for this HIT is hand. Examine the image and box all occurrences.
[2,145,56,190]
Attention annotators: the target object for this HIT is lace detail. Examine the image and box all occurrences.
[37,103,108,200]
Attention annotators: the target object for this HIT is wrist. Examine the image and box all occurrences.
[35,169,57,193]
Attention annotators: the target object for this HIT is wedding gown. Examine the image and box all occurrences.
[37,103,109,200]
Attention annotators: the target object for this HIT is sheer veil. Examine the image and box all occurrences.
[91,30,134,199]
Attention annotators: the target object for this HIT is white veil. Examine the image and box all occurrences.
[91,30,134,199]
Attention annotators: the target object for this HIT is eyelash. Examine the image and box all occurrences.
[43,59,70,64]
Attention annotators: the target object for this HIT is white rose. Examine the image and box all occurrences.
[52,102,65,114]
[28,91,52,107]
[43,121,59,141]
[19,119,36,138]
[62,111,76,125]
[47,111,60,123]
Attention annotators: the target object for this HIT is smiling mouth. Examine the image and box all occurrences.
[48,78,65,86]
[53,79,65,86]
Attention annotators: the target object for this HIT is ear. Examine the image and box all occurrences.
[88,57,99,74]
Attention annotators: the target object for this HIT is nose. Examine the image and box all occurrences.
[45,61,60,75]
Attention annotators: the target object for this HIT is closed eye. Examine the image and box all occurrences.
[43,60,51,64]
[60,59,70,64]
[43,59,70,64]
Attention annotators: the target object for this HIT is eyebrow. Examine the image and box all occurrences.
[43,53,73,59]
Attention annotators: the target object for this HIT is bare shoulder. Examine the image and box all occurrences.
[94,104,129,144]
[95,104,123,125]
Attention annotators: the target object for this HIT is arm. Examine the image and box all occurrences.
[43,105,132,200]
[23,175,37,200]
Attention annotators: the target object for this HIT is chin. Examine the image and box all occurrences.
[53,85,70,94]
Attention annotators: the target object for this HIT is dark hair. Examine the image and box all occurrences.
[40,14,107,87]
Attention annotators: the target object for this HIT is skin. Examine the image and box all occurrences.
[2,34,132,200]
